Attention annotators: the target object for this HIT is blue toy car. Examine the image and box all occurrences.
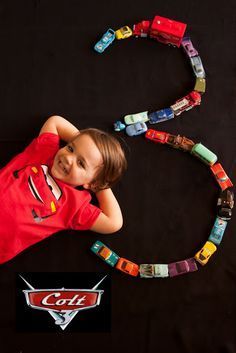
[126,122,148,136]
[94,29,116,53]
[148,108,174,124]
[208,217,227,246]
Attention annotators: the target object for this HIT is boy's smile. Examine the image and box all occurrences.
[51,134,103,188]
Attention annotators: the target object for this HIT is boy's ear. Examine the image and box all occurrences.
[85,181,100,192]
[83,183,90,190]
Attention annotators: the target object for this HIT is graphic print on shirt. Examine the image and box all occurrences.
[13,164,62,222]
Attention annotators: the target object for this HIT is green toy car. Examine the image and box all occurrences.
[191,143,217,166]
[91,240,119,267]
[124,111,149,125]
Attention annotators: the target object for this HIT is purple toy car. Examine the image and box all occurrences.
[181,37,198,58]
[168,258,198,277]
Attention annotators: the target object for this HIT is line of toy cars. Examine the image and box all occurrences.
[91,130,234,277]
[113,90,202,136]
[145,128,234,265]
[94,26,133,53]
[93,17,206,135]
[91,240,199,278]
[94,15,188,53]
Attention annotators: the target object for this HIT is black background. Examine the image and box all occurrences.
[0,0,236,352]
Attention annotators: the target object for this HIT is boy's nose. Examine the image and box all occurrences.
[64,154,74,166]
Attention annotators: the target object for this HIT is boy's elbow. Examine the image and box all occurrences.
[108,219,123,234]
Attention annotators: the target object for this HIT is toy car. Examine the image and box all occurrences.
[194,241,217,266]
[126,122,147,136]
[208,217,228,246]
[116,257,139,277]
[166,134,195,152]
[124,111,149,125]
[91,240,119,267]
[139,264,169,278]
[145,129,169,144]
[133,20,151,37]
[94,28,116,53]
[168,258,198,277]
[150,15,187,47]
[139,264,155,278]
[194,78,206,94]
[153,264,169,277]
[148,108,174,124]
[217,188,234,220]
[113,120,126,132]
[191,143,218,166]
[190,56,206,78]
[181,37,198,57]
[170,91,201,116]
[210,163,233,191]
[115,26,133,40]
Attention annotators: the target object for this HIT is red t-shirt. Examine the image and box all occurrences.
[0,133,101,264]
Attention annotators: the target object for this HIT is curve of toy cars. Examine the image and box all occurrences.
[91,15,234,278]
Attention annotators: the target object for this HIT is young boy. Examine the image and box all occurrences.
[0,115,127,264]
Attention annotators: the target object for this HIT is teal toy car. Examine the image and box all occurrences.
[91,240,119,267]
[191,143,217,166]
[208,217,227,245]
[94,29,116,53]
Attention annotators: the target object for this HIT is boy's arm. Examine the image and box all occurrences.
[90,188,123,234]
[39,115,79,142]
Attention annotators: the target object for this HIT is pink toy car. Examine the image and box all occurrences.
[171,91,201,116]
[210,163,233,191]
[181,37,198,57]
[145,129,170,144]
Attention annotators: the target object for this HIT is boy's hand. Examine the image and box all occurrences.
[40,115,79,142]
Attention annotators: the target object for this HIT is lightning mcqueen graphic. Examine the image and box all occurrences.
[14,164,63,222]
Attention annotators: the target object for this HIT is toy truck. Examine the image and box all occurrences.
[133,20,151,37]
[150,15,187,47]
[166,134,195,152]
[170,91,201,116]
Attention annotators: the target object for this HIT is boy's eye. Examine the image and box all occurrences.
[67,145,73,152]
[77,160,85,168]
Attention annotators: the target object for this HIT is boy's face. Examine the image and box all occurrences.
[51,134,103,189]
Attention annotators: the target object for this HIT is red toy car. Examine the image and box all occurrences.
[133,20,151,38]
[145,129,170,144]
[210,163,233,191]
[170,91,201,116]
[116,257,139,277]
[150,15,187,47]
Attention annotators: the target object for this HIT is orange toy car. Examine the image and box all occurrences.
[116,257,139,277]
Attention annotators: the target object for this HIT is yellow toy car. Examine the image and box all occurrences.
[115,26,133,40]
[194,241,217,266]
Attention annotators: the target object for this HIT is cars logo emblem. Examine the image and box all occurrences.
[20,275,106,330]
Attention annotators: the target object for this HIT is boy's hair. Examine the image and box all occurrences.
[73,128,127,192]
